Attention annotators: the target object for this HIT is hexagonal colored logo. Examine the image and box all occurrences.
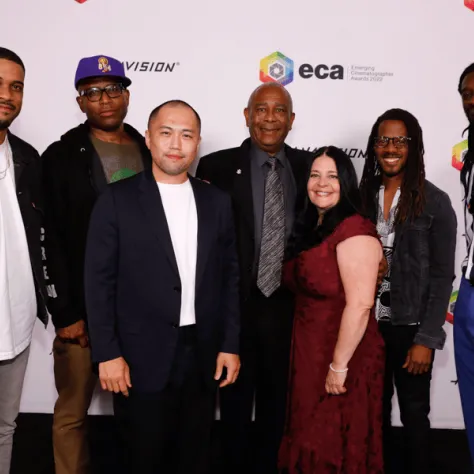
[260,52,294,86]
[446,290,458,324]
[466,0,474,11]
[452,139,468,170]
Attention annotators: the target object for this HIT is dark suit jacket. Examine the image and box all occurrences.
[196,138,313,300]
[84,169,240,393]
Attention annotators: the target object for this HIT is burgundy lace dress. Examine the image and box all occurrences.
[279,215,385,474]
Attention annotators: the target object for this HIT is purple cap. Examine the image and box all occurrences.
[74,55,131,89]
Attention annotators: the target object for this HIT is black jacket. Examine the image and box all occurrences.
[85,170,240,393]
[196,138,312,300]
[9,132,48,324]
[369,180,457,350]
[42,122,151,329]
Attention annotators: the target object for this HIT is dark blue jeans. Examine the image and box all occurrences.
[454,277,474,470]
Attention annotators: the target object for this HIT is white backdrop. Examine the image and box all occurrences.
[3,0,473,428]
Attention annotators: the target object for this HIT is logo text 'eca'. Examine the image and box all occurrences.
[299,63,344,80]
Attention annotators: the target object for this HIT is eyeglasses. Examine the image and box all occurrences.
[79,83,125,102]
[374,136,412,148]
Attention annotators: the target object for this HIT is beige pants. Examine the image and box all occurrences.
[52,337,97,474]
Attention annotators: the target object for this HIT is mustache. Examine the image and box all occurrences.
[0,100,15,111]
[382,153,402,159]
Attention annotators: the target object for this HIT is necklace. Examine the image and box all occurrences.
[0,140,11,180]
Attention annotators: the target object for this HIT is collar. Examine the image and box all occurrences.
[379,185,401,190]
[7,131,31,166]
[250,141,287,168]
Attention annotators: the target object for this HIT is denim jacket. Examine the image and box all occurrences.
[388,181,457,350]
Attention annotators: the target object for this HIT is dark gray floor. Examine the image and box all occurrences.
[11,413,473,473]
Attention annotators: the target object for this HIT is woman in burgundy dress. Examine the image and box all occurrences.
[279,146,385,474]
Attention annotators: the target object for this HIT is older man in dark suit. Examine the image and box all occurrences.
[196,83,312,474]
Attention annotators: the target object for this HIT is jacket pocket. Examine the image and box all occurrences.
[394,216,432,321]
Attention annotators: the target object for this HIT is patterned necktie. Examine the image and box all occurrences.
[257,156,285,297]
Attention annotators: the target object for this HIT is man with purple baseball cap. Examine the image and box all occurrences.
[74,54,131,89]
[42,54,150,474]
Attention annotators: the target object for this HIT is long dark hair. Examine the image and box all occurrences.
[359,108,425,225]
[458,63,474,202]
[286,146,363,260]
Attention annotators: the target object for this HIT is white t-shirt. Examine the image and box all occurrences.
[0,137,37,360]
[157,180,198,326]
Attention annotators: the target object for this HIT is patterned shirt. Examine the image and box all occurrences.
[376,186,400,322]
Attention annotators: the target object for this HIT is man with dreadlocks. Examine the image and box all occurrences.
[360,108,457,474]
[454,63,474,468]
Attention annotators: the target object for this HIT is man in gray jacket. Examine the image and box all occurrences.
[360,108,457,474]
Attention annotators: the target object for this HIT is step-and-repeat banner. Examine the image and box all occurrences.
[4,0,473,428]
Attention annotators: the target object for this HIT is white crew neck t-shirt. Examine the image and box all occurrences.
[157,180,198,326]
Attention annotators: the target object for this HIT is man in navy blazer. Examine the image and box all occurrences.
[84,100,240,474]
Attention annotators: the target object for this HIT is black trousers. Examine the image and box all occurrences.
[113,325,216,474]
[379,322,434,474]
[219,287,294,474]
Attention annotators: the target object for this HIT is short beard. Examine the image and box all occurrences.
[383,169,403,178]
[0,118,13,131]
[382,163,406,178]
[464,108,474,124]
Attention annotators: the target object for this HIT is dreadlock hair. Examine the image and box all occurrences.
[285,146,364,260]
[458,63,474,94]
[458,63,474,202]
[359,108,426,225]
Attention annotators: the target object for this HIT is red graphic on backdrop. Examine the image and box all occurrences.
[466,0,474,11]
[75,0,88,3]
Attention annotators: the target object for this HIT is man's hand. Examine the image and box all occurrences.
[99,357,132,397]
[56,320,89,348]
[403,344,433,375]
[377,255,388,286]
[214,352,240,388]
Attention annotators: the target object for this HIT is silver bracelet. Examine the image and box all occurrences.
[329,363,348,373]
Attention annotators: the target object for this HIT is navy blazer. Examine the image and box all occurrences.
[84,169,240,393]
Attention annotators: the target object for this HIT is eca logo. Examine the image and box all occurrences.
[299,63,344,80]
[260,52,294,87]
[260,51,345,86]
[466,0,474,11]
